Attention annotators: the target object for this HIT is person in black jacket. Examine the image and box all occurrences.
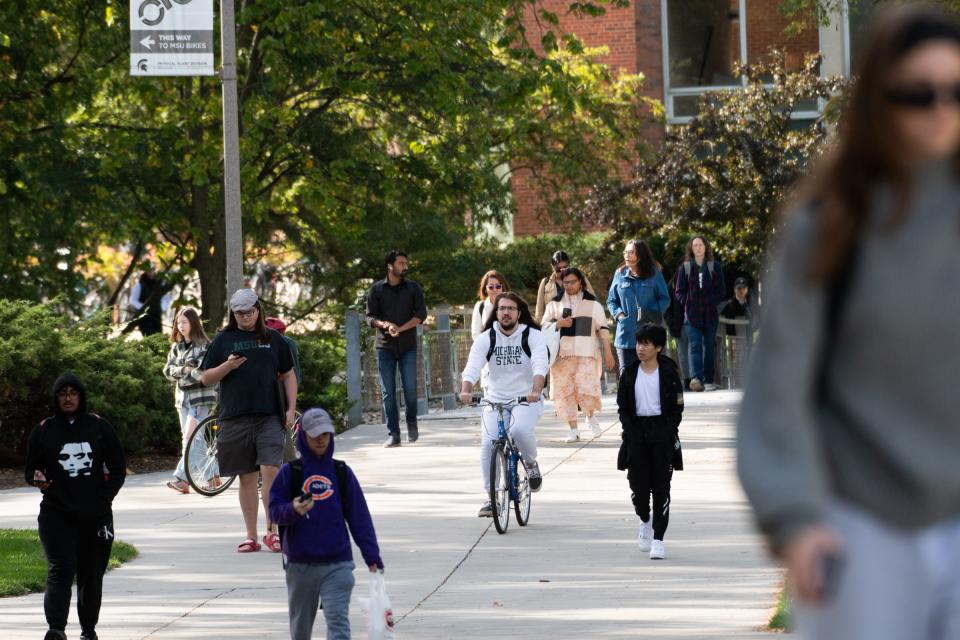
[616,324,684,560]
[24,373,126,640]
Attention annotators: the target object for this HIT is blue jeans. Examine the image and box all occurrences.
[616,347,639,376]
[285,560,355,640]
[377,348,418,435]
[685,321,717,385]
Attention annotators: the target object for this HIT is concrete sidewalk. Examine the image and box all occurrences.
[0,391,785,639]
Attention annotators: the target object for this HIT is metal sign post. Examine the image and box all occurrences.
[219,0,244,299]
[130,0,244,308]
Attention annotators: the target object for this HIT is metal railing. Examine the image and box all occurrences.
[344,310,754,426]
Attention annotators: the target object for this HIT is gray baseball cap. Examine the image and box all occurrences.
[229,288,259,312]
[301,408,335,437]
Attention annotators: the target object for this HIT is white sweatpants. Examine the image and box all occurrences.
[797,502,960,640]
[480,401,542,493]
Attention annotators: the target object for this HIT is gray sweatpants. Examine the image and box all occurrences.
[797,503,960,640]
[285,560,355,640]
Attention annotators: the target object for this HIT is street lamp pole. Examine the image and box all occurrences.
[219,0,244,300]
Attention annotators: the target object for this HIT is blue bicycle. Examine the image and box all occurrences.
[474,396,532,534]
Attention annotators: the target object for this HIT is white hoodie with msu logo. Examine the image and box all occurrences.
[462,323,549,403]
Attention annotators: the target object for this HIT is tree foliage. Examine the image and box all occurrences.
[583,54,847,276]
[0,0,653,326]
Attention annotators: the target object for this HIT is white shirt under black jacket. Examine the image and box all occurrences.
[462,323,549,402]
[635,365,662,416]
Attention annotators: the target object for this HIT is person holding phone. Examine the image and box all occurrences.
[200,289,296,554]
[270,408,383,640]
[542,267,616,442]
[607,240,671,375]
[738,6,960,638]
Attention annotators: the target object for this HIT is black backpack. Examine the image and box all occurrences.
[485,325,533,361]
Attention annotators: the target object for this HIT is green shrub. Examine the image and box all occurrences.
[289,330,350,431]
[0,299,178,466]
[414,231,616,308]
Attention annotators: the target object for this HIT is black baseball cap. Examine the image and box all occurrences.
[733,277,749,288]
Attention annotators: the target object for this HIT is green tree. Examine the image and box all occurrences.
[584,54,846,276]
[1,0,654,326]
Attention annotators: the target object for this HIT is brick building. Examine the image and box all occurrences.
[511,0,872,237]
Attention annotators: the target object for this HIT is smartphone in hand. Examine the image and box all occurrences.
[562,308,572,318]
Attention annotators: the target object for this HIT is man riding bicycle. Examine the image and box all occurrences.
[460,292,548,517]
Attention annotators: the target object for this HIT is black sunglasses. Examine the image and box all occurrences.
[886,84,960,109]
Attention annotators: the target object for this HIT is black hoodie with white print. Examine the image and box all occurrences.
[24,373,126,518]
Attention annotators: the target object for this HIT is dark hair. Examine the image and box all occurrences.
[553,267,586,301]
[483,291,541,331]
[171,307,210,345]
[477,270,511,301]
[635,323,667,349]
[803,4,960,282]
[626,239,657,279]
[684,235,714,263]
[550,250,570,266]
[226,300,271,344]
[384,250,408,266]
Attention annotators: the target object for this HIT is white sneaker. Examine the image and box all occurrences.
[650,539,666,560]
[704,383,718,391]
[588,415,602,437]
[564,428,580,443]
[637,517,653,552]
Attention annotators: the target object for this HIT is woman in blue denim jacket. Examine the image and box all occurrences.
[606,240,671,373]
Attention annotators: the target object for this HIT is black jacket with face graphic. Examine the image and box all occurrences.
[24,373,126,518]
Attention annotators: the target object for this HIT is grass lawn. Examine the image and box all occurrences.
[768,585,792,631]
[0,528,137,597]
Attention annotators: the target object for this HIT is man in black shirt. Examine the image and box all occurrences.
[365,250,427,447]
[201,289,296,554]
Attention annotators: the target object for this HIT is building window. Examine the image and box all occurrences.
[846,0,878,73]
[663,0,824,122]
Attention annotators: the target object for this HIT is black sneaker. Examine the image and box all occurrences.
[384,434,401,448]
[477,501,493,517]
[527,461,542,492]
[407,424,419,443]
[44,631,67,640]
[80,632,99,640]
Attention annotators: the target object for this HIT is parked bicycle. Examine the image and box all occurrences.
[473,396,532,534]
[184,412,301,497]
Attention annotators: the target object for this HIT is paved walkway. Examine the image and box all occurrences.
[0,391,786,639]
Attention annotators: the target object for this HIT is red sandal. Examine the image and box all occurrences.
[263,532,281,553]
[237,538,262,553]
[166,480,189,494]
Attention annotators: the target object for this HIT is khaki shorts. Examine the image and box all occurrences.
[216,414,285,476]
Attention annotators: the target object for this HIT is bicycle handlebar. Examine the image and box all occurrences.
[471,395,529,407]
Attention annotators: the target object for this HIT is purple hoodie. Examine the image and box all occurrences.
[269,428,383,569]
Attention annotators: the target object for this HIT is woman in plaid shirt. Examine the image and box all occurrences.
[163,308,218,493]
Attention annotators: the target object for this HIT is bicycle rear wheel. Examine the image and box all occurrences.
[184,415,236,496]
[489,443,510,534]
[514,455,531,526]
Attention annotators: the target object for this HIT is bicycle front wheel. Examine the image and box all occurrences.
[489,443,511,534]
[514,456,531,526]
[184,415,236,496]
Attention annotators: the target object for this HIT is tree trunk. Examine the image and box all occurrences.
[191,184,228,331]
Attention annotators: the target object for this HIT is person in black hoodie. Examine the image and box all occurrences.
[617,324,684,560]
[24,373,126,640]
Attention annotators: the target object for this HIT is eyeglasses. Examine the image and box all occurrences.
[623,250,636,256]
[498,305,519,313]
[561,280,580,287]
[486,284,503,290]
[234,309,258,318]
[57,389,80,399]
[886,84,960,109]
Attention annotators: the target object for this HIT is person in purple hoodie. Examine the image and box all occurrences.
[269,407,384,640]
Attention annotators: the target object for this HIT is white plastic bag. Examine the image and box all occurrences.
[365,572,396,639]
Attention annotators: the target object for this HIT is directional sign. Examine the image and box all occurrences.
[130,0,214,76]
